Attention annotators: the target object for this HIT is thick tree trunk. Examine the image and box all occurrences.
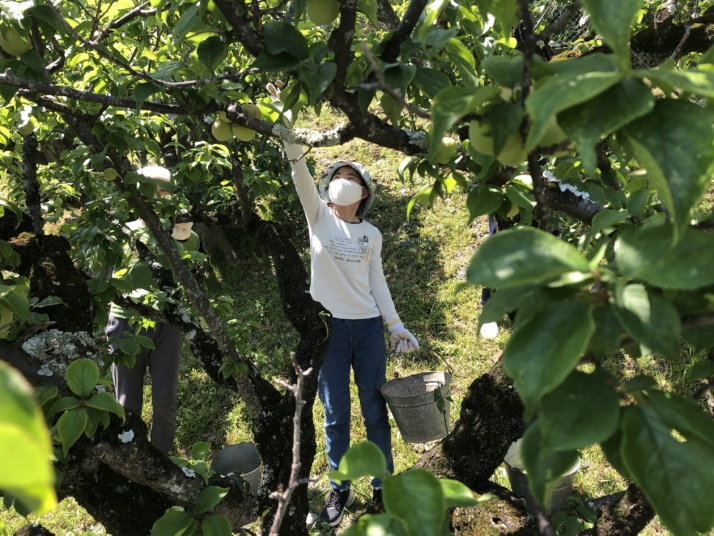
[414,359,526,488]
[585,483,655,536]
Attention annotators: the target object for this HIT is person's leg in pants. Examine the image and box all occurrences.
[318,318,354,491]
[353,316,393,489]
[147,322,182,455]
[108,316,149,418]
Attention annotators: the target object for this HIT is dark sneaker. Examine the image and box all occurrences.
[368,487,384,513]
[319,488,355,527]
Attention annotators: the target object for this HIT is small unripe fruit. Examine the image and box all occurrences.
[435,136,458,164]
[242,103,262,120]
[306,0,340,25]
[499,86,513,101]
[0,27,31,57]
[104,168,118,181]
[496,133,527,167]
[232,124,255,142]
[468,120,495,156]
[17,121,34,136]
[212,119,233,141]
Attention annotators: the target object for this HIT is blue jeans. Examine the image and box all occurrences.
[318,316,394,490]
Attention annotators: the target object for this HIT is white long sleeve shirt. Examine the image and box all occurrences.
[284,143,399,324]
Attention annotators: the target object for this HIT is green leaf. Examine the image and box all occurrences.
[34,384,58,408]
[383,63,416,93]
[621,402,714,536]
[191,441,211,461]
[200,514,232,536]
[520,422,580,511]
[439,479,478,507]
[151,506,195,536]
[682,325,714,352]
[430,86,499,153]
[381,93,403,126]
[57,408,88,454]
[617,225,714,290]
[172,4,201,39]
[197,36,227,72]
[47,396,80,418]
[195,486,229,515]
[627,187,649,217]
[250,51,302,73]
[589,305,624,357]
[622,375,658,393]
[648,391,714,449]
[384,470,445,536]
[342,513,409,536]
[328,441,387,483]
[357,0,378,26]
[613,284,680,360]
[690,360,714,381]
[134,83,161,111]
[465,187,504,224]
[483,55,524,88]
[622,99,714,236]
[417,0,450,43]
[466,227,591,290]
[559,79,654,174]
[589,209,629,236]
[117,338,141,358]
[65,359,99,397]
[525,71,622,152]
[32,296,65,308]
[263,22,308,59]
[85,392,125,421]
[637,66,714,99]
[480,286,541,325]
[503,301,595,412]
[578,0,640,65]
[413,67,451,99]
[539,369,620,451]
[299,62,336,104]
[0,363,56,514]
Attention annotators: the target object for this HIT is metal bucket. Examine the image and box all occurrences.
[504,439,580,515]
[211,442,262,492]
[380,371,452,443]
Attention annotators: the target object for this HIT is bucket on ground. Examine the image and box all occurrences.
[504,439,580,516]
[380,371,452,443]
[211,442,262,492]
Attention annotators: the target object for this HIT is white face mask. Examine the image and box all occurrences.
[328,179,364,206]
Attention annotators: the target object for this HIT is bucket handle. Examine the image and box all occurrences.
[422,345,453,375]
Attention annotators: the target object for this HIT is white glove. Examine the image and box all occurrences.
[479,321,499,339]
[388,321,419,353]
[266,81,294,127]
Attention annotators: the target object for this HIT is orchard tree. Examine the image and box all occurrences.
[2,0,714,535]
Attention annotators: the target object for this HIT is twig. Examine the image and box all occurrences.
[670,25,692,59]
[91,2,154,45]
[267,352,315,535]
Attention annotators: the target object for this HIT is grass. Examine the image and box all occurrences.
[2,105,708,535]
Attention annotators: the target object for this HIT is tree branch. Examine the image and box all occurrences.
[379,0,429,63]
[212,0,264,56]
[22,133,44,236]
